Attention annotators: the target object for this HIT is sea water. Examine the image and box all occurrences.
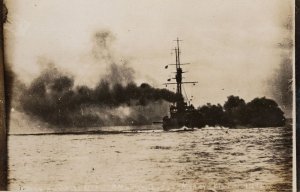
[8,125,292,191]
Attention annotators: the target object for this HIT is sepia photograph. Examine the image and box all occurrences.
[2,0,295,191]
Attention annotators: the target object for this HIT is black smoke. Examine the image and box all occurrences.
[15,30,183,128]
[19,65,181,128]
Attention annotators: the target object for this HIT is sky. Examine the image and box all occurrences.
[4,0,294,109]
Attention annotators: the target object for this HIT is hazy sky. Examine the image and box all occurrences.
[4,0,293,107]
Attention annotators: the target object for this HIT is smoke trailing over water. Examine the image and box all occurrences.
[15,30,181,128]
[19,65,180,128]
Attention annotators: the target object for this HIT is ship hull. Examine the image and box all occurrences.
[162,117,181,131]
[162,115,192,131]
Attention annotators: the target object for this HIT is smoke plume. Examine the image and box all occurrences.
[4,30,179,128]
[19,64,179,128]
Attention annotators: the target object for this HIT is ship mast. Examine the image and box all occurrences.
[175,38,182,96]
[164,38,198,107]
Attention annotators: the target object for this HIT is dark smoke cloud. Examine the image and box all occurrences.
[9,29,180,128]
[19,65,180,128]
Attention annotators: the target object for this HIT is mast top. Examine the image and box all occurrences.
[174,37,183,43]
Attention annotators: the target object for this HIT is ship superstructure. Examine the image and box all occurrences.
[162,38,198,130]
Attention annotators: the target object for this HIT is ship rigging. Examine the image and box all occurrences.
[162,38,198,131]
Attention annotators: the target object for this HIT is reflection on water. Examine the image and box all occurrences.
[8,125,292,191]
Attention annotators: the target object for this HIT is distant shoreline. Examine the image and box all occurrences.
[9,125,290,137]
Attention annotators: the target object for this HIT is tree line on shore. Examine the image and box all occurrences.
[186,95,286,128]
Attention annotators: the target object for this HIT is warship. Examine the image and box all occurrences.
[162,39,198,131]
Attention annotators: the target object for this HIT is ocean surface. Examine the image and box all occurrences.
[8,125,293,191]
